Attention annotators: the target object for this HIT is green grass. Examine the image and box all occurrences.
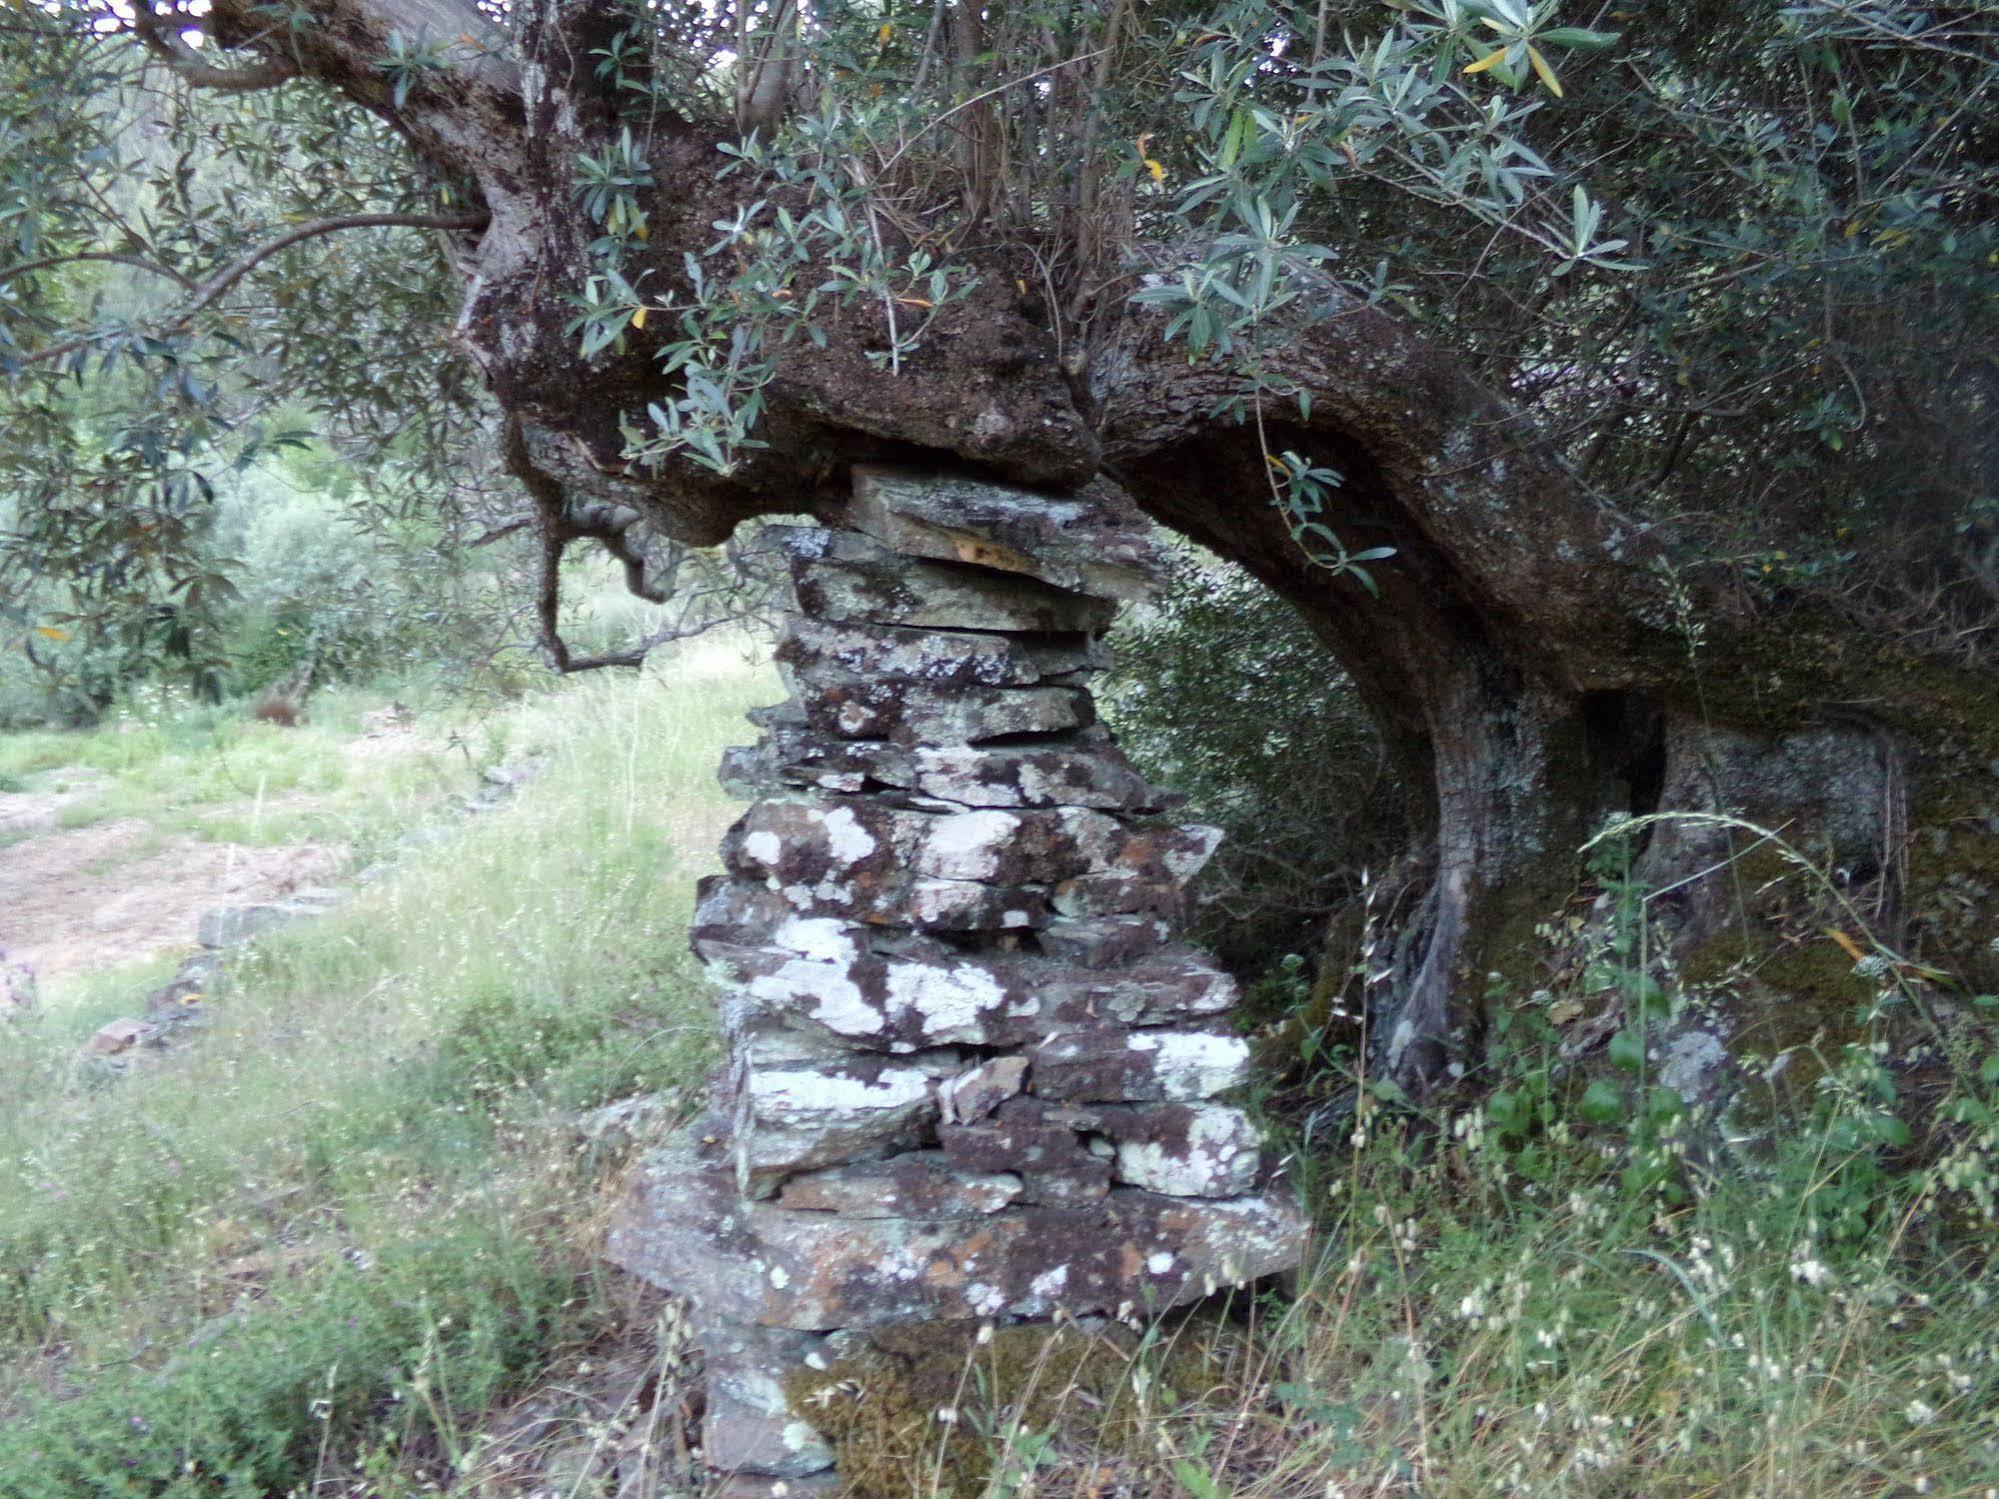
[0,642,773,1492]
[6,637,1994,1496]
[826,1064,1999,1498]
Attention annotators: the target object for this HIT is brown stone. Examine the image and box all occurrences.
[1028,1026,1251,1103]
[765,527,1115,634]
[87,1018,149,1054]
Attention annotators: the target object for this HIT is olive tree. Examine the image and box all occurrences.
[4,0,1993,1088]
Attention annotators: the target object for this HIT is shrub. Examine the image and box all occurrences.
[1101,555,1404,971]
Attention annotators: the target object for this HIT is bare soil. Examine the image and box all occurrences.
[0,811,343,981]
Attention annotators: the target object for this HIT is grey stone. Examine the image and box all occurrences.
[775,1154,1023,1217]
[778,663,1094,746]
[764,527,1114,635]
[706,1475,842,1498]
[723,728,1169,813]
[607,1139,1305,1331]
[846,467,1171,603]
[1036,915,1173,969]
[697,1323,838,1478]
[730,1051,960,1195]
[697,920,1237,1052]
[145,950,221,1015]
[909,738,1169,811]
[197,903,297,949]
[195,889,347,949]
[719,806,1039,934]
[778,615,1106,689]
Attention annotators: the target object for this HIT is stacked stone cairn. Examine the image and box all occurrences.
[607,468,1304,1495]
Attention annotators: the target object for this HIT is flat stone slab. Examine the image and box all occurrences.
[778,615,1106,689]
[774,1153,1024,1217]
[197,897,332,949]
[693,912,1238,1052]
[1027,1026,1251,1103]
[777,664,1094,746]
[729,1050,964,1194]
[607,1139,1305,1331]
[846,467,1171,603]
[722,728,1170,812]
[764,528,1115,635]
[714,799,1216,934]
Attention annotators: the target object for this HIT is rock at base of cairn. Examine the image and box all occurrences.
[607,467,1305,1487]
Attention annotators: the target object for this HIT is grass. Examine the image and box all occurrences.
[798,1044,1999,1498]
[4,635,1996,1496]
[0,639,773,1494]
[0,681,462,854]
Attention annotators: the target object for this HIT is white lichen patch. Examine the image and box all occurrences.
[1030,1264,1070,1297]
[884,959,1006,1041]
[749,1064,934,1118]
[819,805,878,864]
[917,809,1020,881]
[1117,1105,1259,1197]
[1128,1031,1251,1099]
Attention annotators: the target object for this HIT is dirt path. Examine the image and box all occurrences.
[0,710,467,985]
[0,812,345,981]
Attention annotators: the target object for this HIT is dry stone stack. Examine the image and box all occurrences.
[607,468,1304,1494]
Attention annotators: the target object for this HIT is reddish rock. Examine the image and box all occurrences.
[87,1018,149,1054]
[1028,1026,1251,1103]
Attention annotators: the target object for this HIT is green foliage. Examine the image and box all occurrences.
[0,16,487,685]
[567,106,982,477]
[1102,554,1403,967]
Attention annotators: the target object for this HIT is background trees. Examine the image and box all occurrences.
[4,0,1995,1086]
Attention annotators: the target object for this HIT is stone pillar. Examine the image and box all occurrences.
[606,468,1304,1495]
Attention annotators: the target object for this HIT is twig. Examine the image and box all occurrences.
[15,213,489,368]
